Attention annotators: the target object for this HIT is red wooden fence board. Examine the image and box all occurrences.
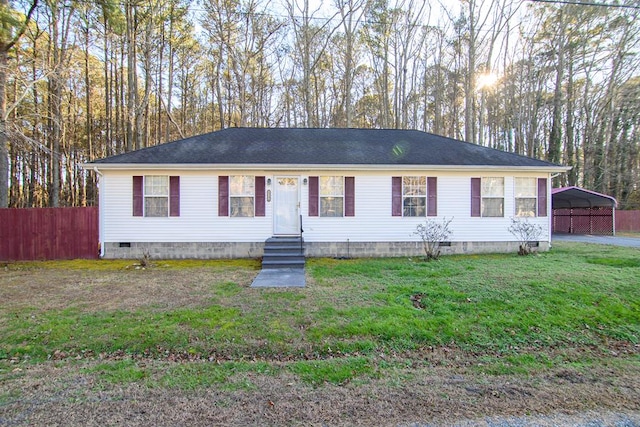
[0,207,99,261]
[616,210,640,232]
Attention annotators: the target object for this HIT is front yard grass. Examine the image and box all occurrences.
[1,242,639,389]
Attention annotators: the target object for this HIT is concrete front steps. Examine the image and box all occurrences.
[262,236,305,269]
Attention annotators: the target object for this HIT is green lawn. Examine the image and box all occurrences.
[1,242,639,387]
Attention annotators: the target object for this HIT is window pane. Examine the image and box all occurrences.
[230,176,254,195]
[403,176,426,196]
[403,197,426,217]
[145,175,168,196]
[320,197,344,217]
[482,198,504,217]
[482,177,504,197]
[145,197,168,217]
[230,196,254,217]
[320,176,343,195]
[515,198,536,217]
[515,177,537,197]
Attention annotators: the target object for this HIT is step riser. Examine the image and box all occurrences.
[264,244,301,251]
[263,253,305,260]
[262,237,305,269]
[262,262,305,269]
[263,249,305,256]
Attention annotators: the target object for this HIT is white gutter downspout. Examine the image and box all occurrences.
[93,167,105,258]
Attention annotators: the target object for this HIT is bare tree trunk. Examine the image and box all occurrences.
[564,52,577,186]
[464,1,476,143]
[0,48,10,208]
[548,10,565,167]
[138,6,153,149]
[126,1,137,151]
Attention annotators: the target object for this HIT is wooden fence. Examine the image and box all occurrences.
[553,207,614,235]
[616,210,640,232]
[0,207,99,261]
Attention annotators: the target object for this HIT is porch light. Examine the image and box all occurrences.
[267,178,272,186]
[303,178,308,185]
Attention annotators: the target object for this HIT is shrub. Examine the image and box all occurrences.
[413,217,453,261]
[508,217,542,255]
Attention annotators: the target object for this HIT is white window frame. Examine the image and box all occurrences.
[320,176,344,217]
[229,175,255,217]
[402,176,426,217]
[481,177,504,217]
[514,177,537,217]
[144,175,169,217]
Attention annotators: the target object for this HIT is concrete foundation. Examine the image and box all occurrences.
[102,240,549,259]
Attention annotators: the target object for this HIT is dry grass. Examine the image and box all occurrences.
[0,262,259,312]
[1,249,639,426]
[2,358,639,426]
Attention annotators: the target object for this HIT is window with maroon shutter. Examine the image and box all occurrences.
[169,176,180,217]
[473,177,504,217]
[133,176,143,216]
[345,177,355,217]
[133,175,180,217]
[255,176,266,216]
[218,176,229,216]
[471,178,481,217]
[538,178,548,217]
[392,177,402,216]
[308,176,319,216]
[427,177,437,216]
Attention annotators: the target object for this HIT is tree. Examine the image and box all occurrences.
[0,0,37,208]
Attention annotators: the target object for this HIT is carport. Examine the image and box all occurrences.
[552,186,618,235]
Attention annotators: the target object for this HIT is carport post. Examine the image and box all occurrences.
[612,208,616,236]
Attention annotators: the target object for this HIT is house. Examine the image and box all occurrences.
[87,128,569,259]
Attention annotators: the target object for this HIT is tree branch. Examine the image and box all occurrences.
[3,0,38,52]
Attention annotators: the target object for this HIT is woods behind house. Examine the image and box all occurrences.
[1,0,639,209]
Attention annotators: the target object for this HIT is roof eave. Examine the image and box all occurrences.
[83,163,570,173]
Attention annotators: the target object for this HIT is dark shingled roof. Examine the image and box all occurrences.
[91,128,561,168]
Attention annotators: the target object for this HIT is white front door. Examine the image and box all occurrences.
[273,176,300,235]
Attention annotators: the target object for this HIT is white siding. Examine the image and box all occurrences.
[100,169,551,244]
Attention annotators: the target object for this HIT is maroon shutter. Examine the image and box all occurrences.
[471,178,481,217]
[218,176,229,216]
[392,177,402,216]
[133,176,143,216]
[538,178,548,217]
[308,176,319,216]
[169,176,180,217]
[345,176,355,217]
[255,176,265,216]
[427,177,437,216]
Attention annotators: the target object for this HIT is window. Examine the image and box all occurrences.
[133,175,180,217]
[144,176,168,217]
[515,177,537,217]
[403,176,426,217]
[309,176,355,217]
[229,175,255,217]
[481,177,504,217]
[392,176,437,217]
[320,176,344,217]
[218,176,265,217]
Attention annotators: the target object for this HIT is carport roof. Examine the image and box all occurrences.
[552,186,617,209]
